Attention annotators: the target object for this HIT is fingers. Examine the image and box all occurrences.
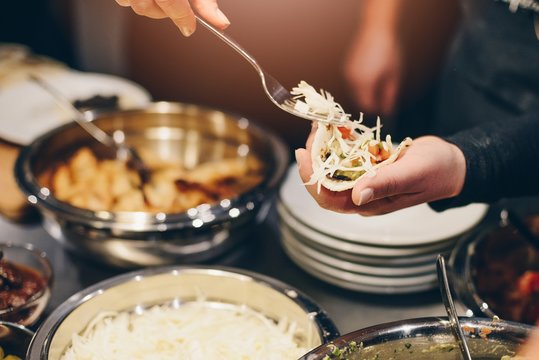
[129,0,167,19]
[191,0,230,29]
[379,71,399,116]
[154,0,196,36]
[115,0,230,37]
[295,148,358,214]
[351,154,416,207]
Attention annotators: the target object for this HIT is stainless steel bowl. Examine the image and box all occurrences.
[299,317,532,359]
[27,266,339,359]
[15,102,289,267]
[0,321,35,358]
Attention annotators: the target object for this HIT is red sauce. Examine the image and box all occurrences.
[0,259,46,310]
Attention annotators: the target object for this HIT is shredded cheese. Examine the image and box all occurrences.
[289,81,412,192]
[60,302,308,360]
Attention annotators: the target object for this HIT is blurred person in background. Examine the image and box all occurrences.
[344,0,538,135]
[296,0,538,213]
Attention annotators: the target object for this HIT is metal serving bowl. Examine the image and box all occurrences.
[15,102,289,267]
[299,317,533,359]
[0,321,35,359]
[27,266,339,359]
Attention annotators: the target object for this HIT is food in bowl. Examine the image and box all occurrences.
[27,267,339,359]
[60,300,307,359]
[0,243,52,326]
[15,102,289,267]
[298,317,532,360]
[466,215,539,325]
[42,146,264,212]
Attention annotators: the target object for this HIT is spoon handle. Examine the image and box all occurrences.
[437,255,473,360]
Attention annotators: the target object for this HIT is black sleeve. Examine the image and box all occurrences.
[429,114,539,211]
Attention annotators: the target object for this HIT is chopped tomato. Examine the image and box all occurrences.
[517,271,539,297]
[337,127,353,139]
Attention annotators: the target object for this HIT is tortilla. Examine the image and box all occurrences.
[309,124,412,192]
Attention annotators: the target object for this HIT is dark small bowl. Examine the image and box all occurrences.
[450,214,539,325]
[0,243,53,326]
[0,321,35,358]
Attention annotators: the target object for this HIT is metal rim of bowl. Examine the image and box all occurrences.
[449,226,498,319]
[0,320,35,337]
[27,265,340,359]
[298,316,533,359]
[0,242,53,318]
[14,101,290,230]
[0,321,35,358]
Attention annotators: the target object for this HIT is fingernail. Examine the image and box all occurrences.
[179,25,194,37]
[356,188,374,206]
[216,9,230,26]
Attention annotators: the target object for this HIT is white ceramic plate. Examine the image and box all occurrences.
[279,165,488,247]
[278,202,457,258]
[281,225,436,277]
[0,70,152,145]
[282,238,438,294]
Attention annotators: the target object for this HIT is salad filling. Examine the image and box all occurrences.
[289,81,412,192]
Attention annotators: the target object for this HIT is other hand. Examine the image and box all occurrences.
[344,29,403,117]
[295,133,466,216]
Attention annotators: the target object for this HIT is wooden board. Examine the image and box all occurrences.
[0,140,35,222]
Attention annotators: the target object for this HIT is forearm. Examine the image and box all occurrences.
[357,0,404,36]
[430,115,539,210]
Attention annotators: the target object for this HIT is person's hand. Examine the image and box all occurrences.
[295,133,466,216]
[115,0,230,37]
[343,28,403,117]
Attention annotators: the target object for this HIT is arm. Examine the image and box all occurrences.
[344,0,405,116]
[430,114,539,211]
[114,0,229,37]
[295,115,539,216]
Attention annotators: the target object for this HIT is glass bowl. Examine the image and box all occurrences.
[0,242,53,326]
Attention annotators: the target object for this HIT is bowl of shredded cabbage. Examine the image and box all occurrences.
[26,266,339,360]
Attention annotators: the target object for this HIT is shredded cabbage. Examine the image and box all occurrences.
[60,301,308,360]
[289,81,412,192]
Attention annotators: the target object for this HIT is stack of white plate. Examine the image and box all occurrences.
[277,165,489,294]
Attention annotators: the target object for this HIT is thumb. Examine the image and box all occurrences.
[351,163,415,206]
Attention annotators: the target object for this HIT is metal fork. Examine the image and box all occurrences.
[195,16,344,126]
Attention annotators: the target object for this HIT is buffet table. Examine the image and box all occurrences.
[3,196,539,336]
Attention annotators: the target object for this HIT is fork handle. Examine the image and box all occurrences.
[195,16,262,77]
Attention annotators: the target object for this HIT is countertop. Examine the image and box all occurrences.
[2,197,539,335]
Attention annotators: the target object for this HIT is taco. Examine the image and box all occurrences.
[308,117,412,192]
[287,81,412,192]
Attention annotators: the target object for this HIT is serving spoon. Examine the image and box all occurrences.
[437,254,473,360]
[29,74,150,183]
